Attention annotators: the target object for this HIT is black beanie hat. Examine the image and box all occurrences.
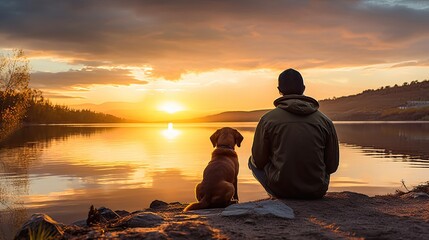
[278,68,305,95]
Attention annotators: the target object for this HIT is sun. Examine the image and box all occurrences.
[158,101,184,114]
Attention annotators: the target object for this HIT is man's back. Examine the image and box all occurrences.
[251,94,339,199]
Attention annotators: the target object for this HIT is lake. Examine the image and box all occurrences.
[1,122,429,237]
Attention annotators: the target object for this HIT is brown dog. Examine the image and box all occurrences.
[184,127,243,211]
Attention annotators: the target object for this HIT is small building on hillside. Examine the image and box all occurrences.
[399,101,429,109]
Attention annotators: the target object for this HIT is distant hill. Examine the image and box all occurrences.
[191,110,268,122]
[193,80,429,122]
[319,80,429,121]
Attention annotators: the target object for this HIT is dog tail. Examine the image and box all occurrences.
[183,197,210,212]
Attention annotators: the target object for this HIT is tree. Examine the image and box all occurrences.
[0,49,31,141]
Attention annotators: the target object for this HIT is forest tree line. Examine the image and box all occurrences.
[0,50,123,142]
[23,89,123,123]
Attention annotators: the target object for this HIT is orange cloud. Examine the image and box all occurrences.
[0,0,428,80]
[30,68,147,89]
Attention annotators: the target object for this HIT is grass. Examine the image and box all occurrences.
[28,225,59,240]
[395,181,429,196]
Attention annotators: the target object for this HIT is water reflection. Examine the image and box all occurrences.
[0,125,112,148]
[335,122,429,164]
[0,122,428,239]
[162,123,181,139]
[0,125,114,239]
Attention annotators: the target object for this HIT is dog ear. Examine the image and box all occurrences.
[234,130,244,147]
[210,129,221,147]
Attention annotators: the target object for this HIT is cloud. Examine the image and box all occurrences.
[41,92,86,99]
[365,0,429,10]
[1,0,429,79]
[30,67,147,89]
[390,59,429,68]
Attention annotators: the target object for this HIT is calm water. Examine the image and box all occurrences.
[1,122,429,237]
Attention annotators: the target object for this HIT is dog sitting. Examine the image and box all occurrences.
[184,127,243,211]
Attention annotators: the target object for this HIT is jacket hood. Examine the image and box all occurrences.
[273,95,319,115]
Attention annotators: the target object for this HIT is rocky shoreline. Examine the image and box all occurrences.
[14,200,227,239]
[13,188,429,239]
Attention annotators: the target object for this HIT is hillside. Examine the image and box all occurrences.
[194,80,429,122]
[319,80,429,121]
[191,110,268,122]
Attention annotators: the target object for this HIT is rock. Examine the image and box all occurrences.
[115,210,130,217]
[87,230,102,239]
[99,207,121,220]
[328,191,370,199]
[221,199,295,219]
[222,208,248,216]
[173,213,202,221]
[150,200,168,209]
[244,218,256,224]
[87,205,106,226]
[118,230,169,240]
[139,231,169,240]
[163,221,224,239]
[86,206,121,226]
[71,219,87,227]
[400,192,429,199]
[121,212,164,228]
[14,213,64,240]
[187,208,222,216]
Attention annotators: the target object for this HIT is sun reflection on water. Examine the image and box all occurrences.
[162,123,181,139]
[1,122,429,239]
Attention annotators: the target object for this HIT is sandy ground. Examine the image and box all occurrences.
[207,192,429,240]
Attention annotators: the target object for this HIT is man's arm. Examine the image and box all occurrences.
[324,121,339,174]
[251,118,270,169]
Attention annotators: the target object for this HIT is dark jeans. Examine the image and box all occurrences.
[249,157,330,199]
[248,156,276,197]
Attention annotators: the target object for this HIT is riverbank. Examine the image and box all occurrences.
[14,184,429,240]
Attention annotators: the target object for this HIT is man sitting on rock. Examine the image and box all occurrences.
[249,68,339,199]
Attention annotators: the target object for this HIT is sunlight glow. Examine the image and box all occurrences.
[158,101,184,114]
[162,123,180,139]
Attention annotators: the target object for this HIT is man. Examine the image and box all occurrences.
[249,68,339,199]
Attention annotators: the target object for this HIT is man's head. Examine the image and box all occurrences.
[278,68,305,95]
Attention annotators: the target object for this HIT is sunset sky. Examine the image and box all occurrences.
[1,0,428,121]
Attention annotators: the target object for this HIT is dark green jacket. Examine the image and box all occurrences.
[251,95,339,199]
